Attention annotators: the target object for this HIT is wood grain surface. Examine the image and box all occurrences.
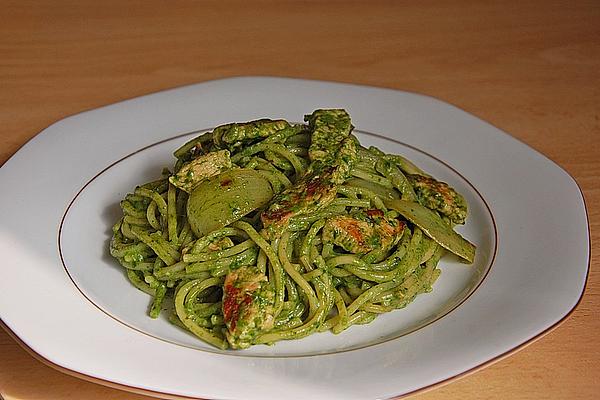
[1,1,598,399]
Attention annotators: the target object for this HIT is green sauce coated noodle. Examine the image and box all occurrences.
[109,109,475,349]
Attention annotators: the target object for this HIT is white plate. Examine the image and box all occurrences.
[0,77,589,399]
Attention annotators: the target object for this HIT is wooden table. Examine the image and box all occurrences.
[1,1,598,399]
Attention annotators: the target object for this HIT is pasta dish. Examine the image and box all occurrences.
[109,109,475,349]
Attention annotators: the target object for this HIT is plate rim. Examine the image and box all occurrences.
[0,76,590,399]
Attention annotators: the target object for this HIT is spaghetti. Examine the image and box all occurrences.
[109,109,475,349]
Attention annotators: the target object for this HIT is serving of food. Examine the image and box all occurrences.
[109,109,475,350]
